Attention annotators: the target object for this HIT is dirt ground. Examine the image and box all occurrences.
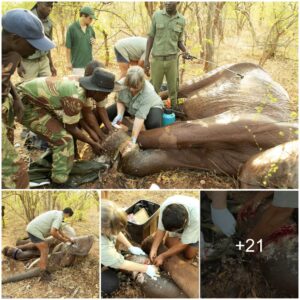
[101,191,199,298]
[10,34,298,189]
[2,204,99,298]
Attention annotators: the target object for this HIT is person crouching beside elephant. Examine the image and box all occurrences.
[149,195,199,266]
[16,208,74,281]
[108,66,164,156]
[101,200,159,295]
[17,67,120,184]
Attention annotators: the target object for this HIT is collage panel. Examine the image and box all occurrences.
[2,190,99,298]
[201,191,298,298]
[1,1,298,190]
[101,190,200,298]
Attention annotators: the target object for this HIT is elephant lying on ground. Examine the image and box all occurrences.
[101,63,297,188]
[2,235,94,284]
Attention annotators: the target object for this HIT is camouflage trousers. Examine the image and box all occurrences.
[21,100,74,184]
[2,96,29,188]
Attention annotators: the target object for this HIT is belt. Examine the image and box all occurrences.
[23,56,47,62]
[153,54,177,61]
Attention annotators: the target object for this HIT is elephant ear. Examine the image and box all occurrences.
[69,235,94,256]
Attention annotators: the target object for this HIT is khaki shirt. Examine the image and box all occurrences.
[114,37,147,62]
[27,210,63,240]
[148,9,185,56]
[26,8,53,60]
[158,195,200,244]
[101,235,125,269]
[118,79,163,120]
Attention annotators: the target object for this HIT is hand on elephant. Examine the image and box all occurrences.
[149,248,157,263]
[120,140,139,157]
[91,142,104,155]
[154,254,165,267]
[112,114,123,126]
[128,246,146,256]
[146,265,160,280]
[211,205,236,237]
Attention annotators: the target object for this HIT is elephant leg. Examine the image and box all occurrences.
[121,147,248,177]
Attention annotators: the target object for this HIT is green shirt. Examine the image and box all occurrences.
[118,79,163,120]
[158,195,200,244]
[114,37,147,61]
[66,21,95,68]
[27,210,63,240]
[101,235,125,269]
[18,76,88,124]
[27,8,53,60]
[148,9,185,56]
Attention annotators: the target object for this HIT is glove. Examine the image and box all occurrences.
[120,140,139,157]
[146,265,160,280]
[112,114,123,126]
[211,205,236,237]
[128,246,146,256]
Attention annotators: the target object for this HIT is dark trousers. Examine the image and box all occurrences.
[101,268,119,295]
[107,103,163,129]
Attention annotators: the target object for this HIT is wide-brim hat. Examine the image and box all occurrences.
[79,67,124,93]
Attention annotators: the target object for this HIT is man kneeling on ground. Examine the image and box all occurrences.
[149,195,199,266]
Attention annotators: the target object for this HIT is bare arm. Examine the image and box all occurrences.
[50,228,71,243]
[178,41,187,53]
[78,119,100,142]
[132,117,145,142]
[116,102,126,116]
[10,83,24,122]
[145,36,154,63]
[47,51,57,76]
[144,36,154,75]
[149,229,165,261]
[82,107,106,140]
[96,107,114,131]
[158,242,187,260]
[119,260,148,273]
[65,123,102,155]
[116,232,132,249]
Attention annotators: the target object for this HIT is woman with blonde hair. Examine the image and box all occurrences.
[107,66,164,155]
[101,200,159,295]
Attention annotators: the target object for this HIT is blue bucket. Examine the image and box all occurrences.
[162,110,176,126]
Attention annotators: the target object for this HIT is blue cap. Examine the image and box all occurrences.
[2,9,55,51]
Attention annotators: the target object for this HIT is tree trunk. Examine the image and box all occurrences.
[204,2,216,71]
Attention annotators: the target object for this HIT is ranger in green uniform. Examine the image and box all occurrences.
[2,9,55,189]
[66,6,97,76]
[18,2,57,81]
[18,68,119,184]
[144,2,189,108]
